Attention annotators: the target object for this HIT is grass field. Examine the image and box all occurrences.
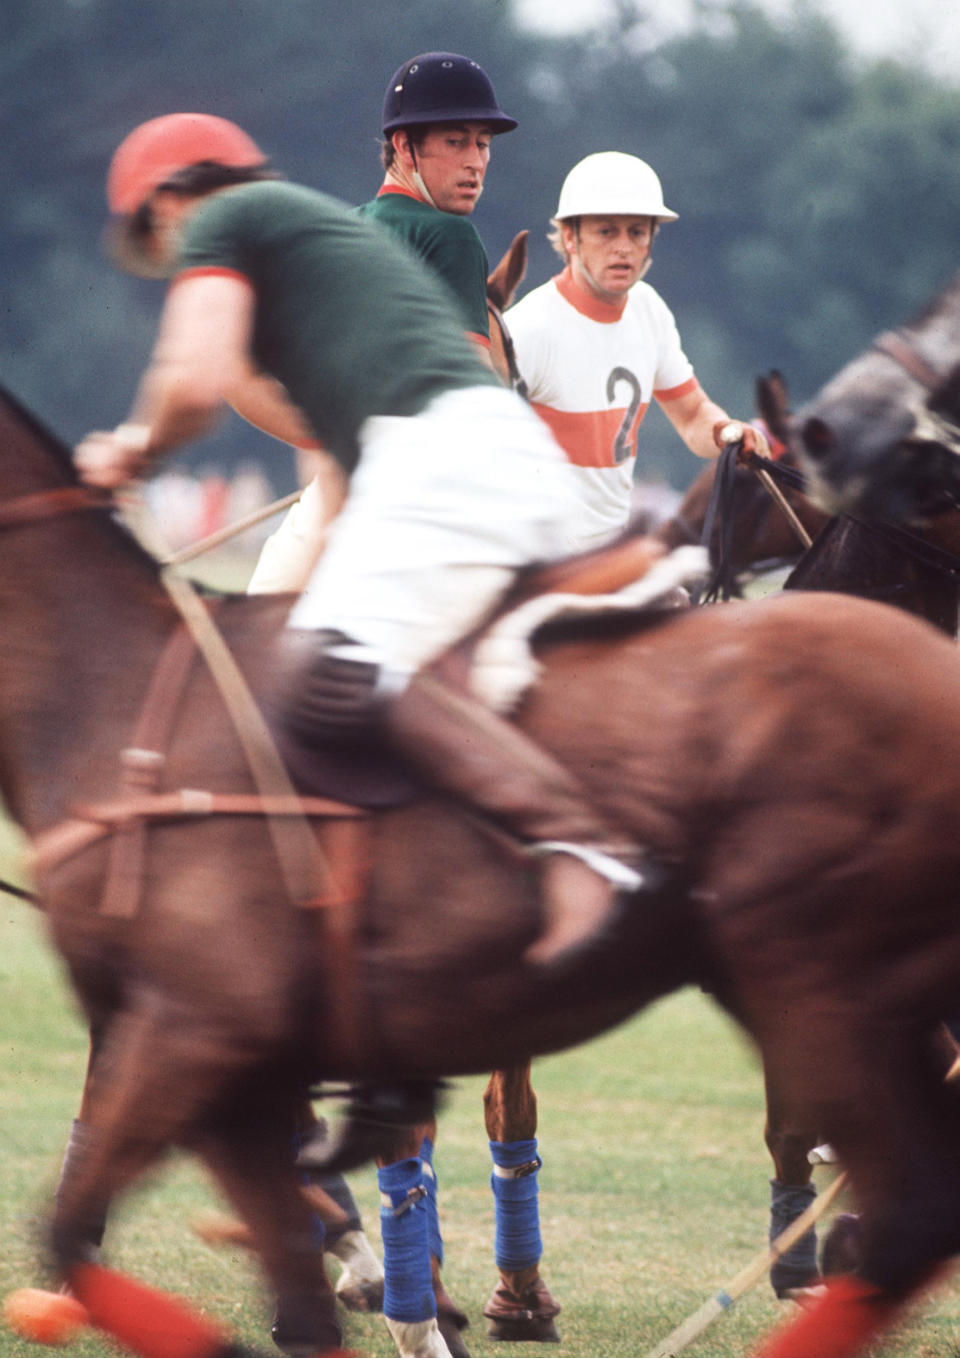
[4,879,960,1357]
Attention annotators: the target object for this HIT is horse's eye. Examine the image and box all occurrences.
[802,418,833,457]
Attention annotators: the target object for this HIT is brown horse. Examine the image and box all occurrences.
[55,232,556,1358]
[9,383,960,1358]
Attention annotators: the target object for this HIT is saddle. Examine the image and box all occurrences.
[29,532,705,917]
[286,531,703,804]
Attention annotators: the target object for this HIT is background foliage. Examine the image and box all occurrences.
[4,0,960,488]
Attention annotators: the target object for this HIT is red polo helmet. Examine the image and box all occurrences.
[107,113,266,216]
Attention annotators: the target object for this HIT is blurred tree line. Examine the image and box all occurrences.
[3,0,960,491]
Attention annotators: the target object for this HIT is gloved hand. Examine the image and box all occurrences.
[712,420,771,464]
[75,424,152,489]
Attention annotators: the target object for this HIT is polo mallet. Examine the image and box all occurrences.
[722,420,809,554]
[641,1169,848,1358]
[751,460,813,550]
[162,488,301,566]
[717,423,813,553]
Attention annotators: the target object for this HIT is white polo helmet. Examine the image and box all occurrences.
[554,151,677,222]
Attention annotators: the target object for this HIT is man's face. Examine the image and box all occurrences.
[412,122,492,215]
[563,214,654,301]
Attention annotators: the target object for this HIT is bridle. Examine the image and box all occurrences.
[872,330,946,392]
[487,299,528,398]
[872,329,960,457]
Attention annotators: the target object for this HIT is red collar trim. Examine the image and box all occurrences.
[555,265,627,323]
[377,183,430,205]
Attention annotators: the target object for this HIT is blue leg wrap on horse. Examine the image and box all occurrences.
[378,1157,436,1323]
[308,1172,364,1245]
[291,1129,326,1249]
[769,1178,818,1294]
[490,1138,542,1272]
[419,1137,443,1266]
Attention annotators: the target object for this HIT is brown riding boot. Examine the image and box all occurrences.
[381,671,646,967]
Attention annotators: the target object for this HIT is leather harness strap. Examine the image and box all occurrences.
[0,486,108,528]
[32,790,368,885]
[100,621,201,918]
[28,619,372,917]
[487,300,528,398]
[872,330,946,393]
[5,482,379,1070]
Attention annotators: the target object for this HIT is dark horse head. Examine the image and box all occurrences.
[792,270,960,524]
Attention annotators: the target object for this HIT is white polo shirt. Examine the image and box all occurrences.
[507,266,698,545]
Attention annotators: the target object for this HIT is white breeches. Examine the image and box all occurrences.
[287,386,588,674]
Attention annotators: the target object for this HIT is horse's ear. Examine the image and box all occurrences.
[487,230,529,310]
[755,369,792,441]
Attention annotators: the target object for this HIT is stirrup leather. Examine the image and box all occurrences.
[525,841,646,890]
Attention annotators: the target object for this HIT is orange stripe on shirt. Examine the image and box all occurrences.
[654,375,699,402]
[532,402,649,469]
[171,266,255,290]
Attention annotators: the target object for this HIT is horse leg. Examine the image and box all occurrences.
[52,999,284,1358]
[482,1062,560,1343]
[54,1024,109,1260]
[762,1054,822,1297]
[295,1105,385,1313]
[197,1090,346,1357]
[753,1021,960,1358]
[816,1018,960,1281]
[314,1175,384,1313]
[377,1119,469,1358]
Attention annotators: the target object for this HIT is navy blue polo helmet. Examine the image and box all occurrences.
[381,52,518,136]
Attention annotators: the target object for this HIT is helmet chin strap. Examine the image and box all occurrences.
[409,144,439,209]
[412,169,438,208]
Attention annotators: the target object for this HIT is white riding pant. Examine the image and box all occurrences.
[287,385,588,675]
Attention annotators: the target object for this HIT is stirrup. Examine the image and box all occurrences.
[526,841,646,891]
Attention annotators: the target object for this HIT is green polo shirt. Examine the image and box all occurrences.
[176,180,497,472]
[357,189,491,343]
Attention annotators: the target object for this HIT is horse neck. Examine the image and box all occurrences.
[0,393,173,833]
[658,452,822,567]
[785,515,959,636]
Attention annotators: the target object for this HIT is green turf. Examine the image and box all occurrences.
[3,897,960,1357]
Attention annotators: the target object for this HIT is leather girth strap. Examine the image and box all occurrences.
[100,620,200,919]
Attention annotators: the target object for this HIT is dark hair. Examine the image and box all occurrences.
[380,127,428,171]
[115,161,280,278]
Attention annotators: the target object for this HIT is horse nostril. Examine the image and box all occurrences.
[801,417,834,461]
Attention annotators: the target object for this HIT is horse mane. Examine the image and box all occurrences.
[0,382,169,582]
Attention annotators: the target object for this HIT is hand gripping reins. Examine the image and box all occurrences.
[695,440,814,605]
